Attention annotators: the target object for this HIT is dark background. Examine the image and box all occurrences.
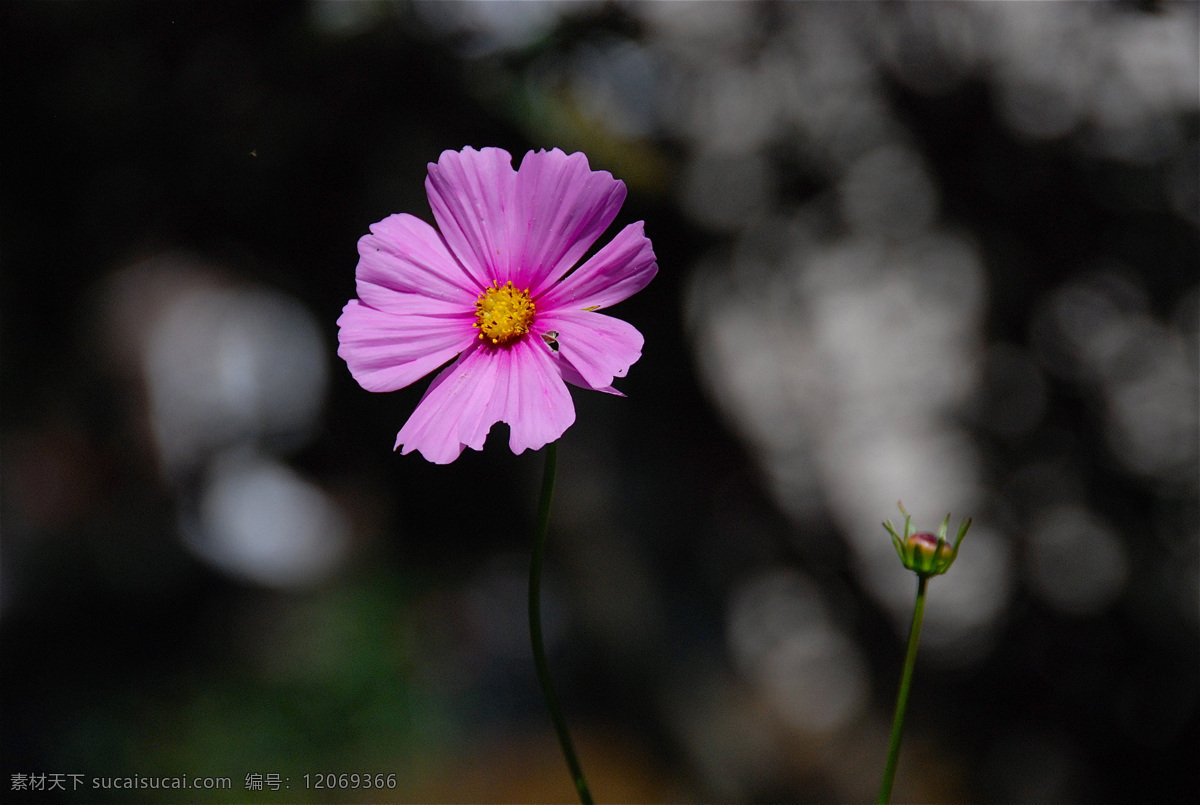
[2,2,1197,803]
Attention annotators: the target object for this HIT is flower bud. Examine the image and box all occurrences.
[883,502,971,578]
[904,532,956,576]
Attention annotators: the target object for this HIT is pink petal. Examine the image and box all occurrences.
[538,222,657,312]
[554,353,625,396]
[356,214,482,315]
[394,341,499,463]
[497,338,576,455]
[394,337,575,463]
[425,147,516,287]
[510,149,627,295]
[337,300,475,392]
[450,344,512,452]
[537,310,644,391]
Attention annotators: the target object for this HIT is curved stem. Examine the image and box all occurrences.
[878,574,929,805]
[529,442,594,805]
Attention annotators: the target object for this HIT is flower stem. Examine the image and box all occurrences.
[878,574,929,805]
[529,442,594,805]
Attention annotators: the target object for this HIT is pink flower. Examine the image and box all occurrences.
[337,146,658,464]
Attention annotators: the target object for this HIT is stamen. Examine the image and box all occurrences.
[474,281,535,346]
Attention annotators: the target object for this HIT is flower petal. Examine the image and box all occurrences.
[555,354,625,396]
[497,338,576,454]
[425,147,516,287]
[537,309,644,391]
[394,341,499,463]
[337,300,475,392]
[511,149,627,295]
[538,222,657,312]
[394,337,576,462]
[356,214,482,313]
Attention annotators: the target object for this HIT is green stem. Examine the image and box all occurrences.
[528,442,594,805]
[878,574,929,805]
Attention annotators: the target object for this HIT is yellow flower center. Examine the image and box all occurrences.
[474,281,535,346]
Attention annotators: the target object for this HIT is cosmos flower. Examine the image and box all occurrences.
[337,146,657,464]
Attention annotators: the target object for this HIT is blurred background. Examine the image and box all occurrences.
[2,2,1197,802]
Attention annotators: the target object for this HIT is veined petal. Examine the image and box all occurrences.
[497,337,576,455]
[337,300,475,392]
[394,341,499,464]
[450,344,510,452]
[555,353,625,396]
[425,147,516,287]
[537,310,644,392]
[511,149,627,295]
[356,214,482,315]
[394,337,575,463]
[538,222,657,312]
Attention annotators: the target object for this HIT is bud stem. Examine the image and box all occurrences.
[877,573,928,804]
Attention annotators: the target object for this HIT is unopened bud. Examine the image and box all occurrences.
[883,502,971,578]
[905,532,956,576]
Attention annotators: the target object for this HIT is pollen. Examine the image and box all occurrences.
[474,281,536,346]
